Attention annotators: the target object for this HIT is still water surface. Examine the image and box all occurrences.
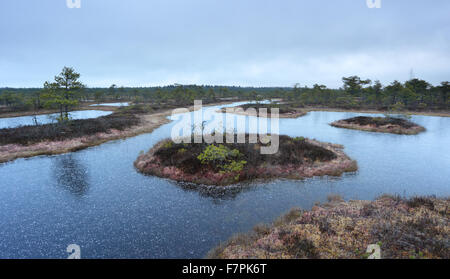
[0,110,113,129]
[0,102,449,258]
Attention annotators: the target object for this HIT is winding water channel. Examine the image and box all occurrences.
[0,102,449,258]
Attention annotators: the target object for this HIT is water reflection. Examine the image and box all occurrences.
[52,155,89,197]
[174,181,257,201]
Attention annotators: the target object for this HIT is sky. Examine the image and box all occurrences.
[0,0,449,88]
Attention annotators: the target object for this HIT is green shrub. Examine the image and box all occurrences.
[197,144,241,165]
[197,144,229,164]
[196,145,246,180]
[162,141,173,149]
[220,160,247,181]
[229,148,241,158]
[293,136,305,142]
[221,160,247,173]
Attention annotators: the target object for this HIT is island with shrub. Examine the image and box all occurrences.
[220,103,306,118]
[208,195,449,259]
[330,116,426,135]
[134,134,357,186]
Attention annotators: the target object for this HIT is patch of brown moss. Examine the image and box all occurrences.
[208,195,449,259]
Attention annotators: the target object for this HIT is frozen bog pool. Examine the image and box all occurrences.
[0,102,449,258]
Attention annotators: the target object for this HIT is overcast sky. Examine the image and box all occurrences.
[0,0,449,88]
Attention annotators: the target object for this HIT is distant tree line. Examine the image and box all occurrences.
[1,68,448,114]
[289,77,449,111]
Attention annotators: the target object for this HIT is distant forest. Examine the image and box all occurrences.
[1,76,448,113]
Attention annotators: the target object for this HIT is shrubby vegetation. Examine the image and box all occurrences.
[234,103,299,116]
[0,107,141,145]
[222,102,306,118]
[134,134,356,185]
[238,103,298,115]
[288,78,449,111]
[153,134,336,176]
[197,144,247,180]
[208,195,450,259]
[339,116,416,129]
[331,116,426,135]
[1,72,448,115]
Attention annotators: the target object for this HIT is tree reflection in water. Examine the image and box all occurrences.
[52,154,89,197]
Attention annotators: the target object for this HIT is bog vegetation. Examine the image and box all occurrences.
[330,115,426,135]
[208,195,450,259]
[153,135,336,176]
[1,69,448,115]
[338,116,417,128]
[0,107,142,145]
[237,103,298,115]
[134,134,354,185]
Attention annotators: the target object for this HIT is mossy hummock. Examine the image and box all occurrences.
[134,134,357,186]
[208,195,450,259]
[331,116,425,135]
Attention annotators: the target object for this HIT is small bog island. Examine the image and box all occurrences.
[134,134,357,186]
[221,103,306,118]
[330,116,426,135]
